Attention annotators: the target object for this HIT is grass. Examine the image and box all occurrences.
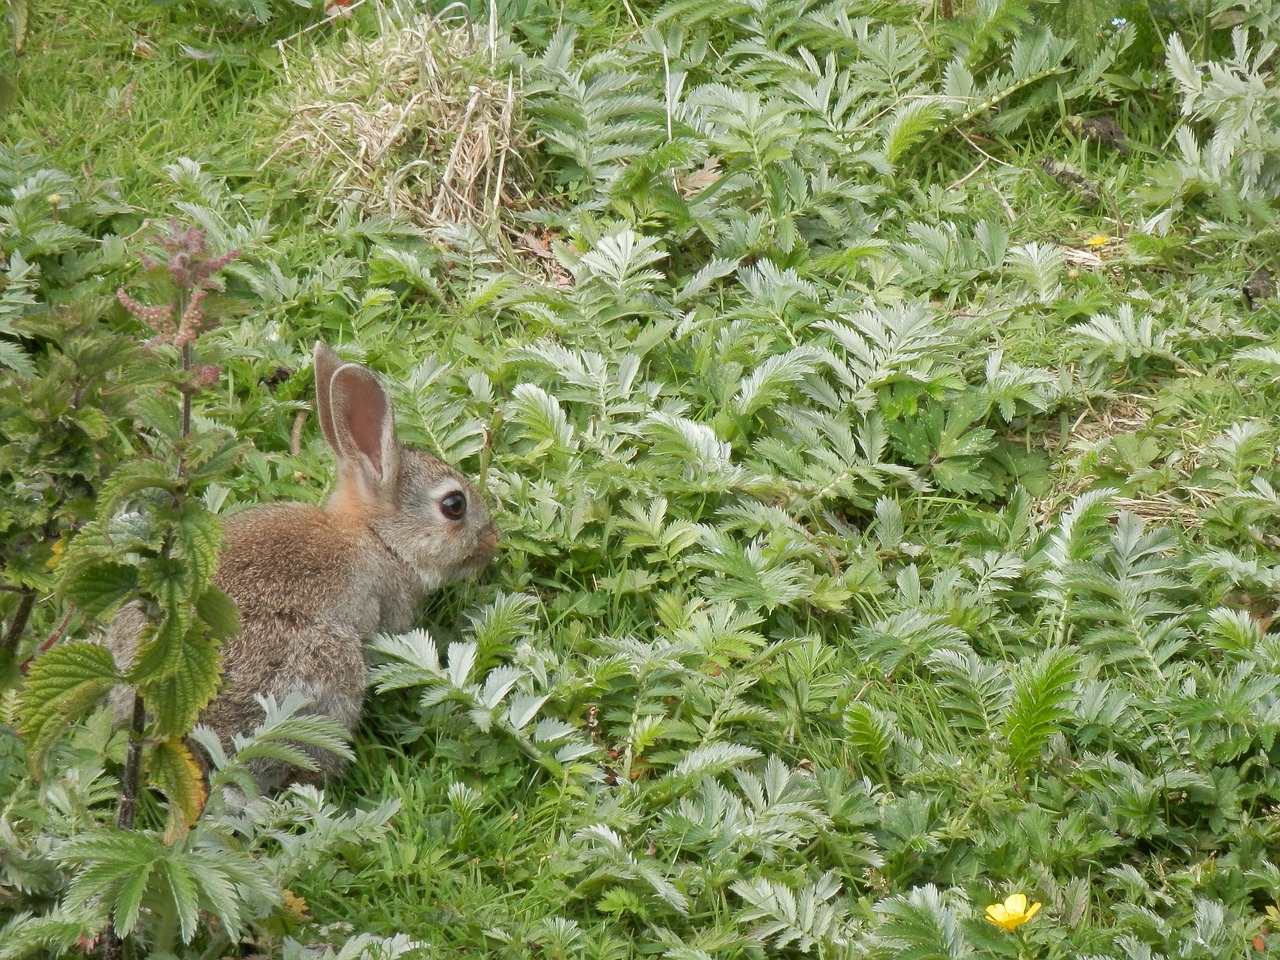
[6,0,1280,957]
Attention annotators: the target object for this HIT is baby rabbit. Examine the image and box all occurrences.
[107,341,499,792]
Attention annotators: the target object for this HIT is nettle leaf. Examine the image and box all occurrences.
[59,557,139,619]
[18,641,119,770]
[173,505,224,596]
[96,459,181,519]
[148,735,208,828]
[126,609,192,684]
[134,617,222,736]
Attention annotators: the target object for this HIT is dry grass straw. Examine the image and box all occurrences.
[269,1,528,230]
[1034,395,1214,529]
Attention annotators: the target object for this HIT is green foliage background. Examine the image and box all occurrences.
[4,0,1280,956]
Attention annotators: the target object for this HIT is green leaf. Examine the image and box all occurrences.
[195,584,240,641]
[130,614,223,736]
[59,559,138,619]
[9,0,29,55]
[96,459,180,520]
[174,506,225,596]
[1001,648,1080,776]
[148,735,208,828]
[18,641,119,770]
[141,628,223,737]
[60,829,168,930]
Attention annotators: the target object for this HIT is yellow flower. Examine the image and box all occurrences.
[1085,235,1109,248]
[985,893,1041,931]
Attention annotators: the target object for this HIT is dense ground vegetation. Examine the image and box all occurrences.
[4,0,1280,956]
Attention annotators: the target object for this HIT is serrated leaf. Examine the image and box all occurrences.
[18,641,119,770]
[59,558,139,618]
[174,506,224,595]
[674,257,739,304]
[135,619,222,736]
[670,742,762,779]
[148,736,208,828]
[96,460,180,520]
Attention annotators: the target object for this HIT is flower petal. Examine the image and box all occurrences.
[985,905,1015,930]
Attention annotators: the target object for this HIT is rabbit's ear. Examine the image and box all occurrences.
[328,362,401,501]
[313,341,343,452]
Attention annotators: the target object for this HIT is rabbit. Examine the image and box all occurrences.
[106,340,499,793]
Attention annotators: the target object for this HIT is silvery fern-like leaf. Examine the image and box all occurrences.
[1040,487,1118,584]
[1070,304,1172,364]
[737,259,818,315]
[1004,241,1066,300]
[282,933,427,960]
[576,229,667,292]
[925,648,1011,735]
[162,157,228,206]
[670,742,762,779]
[675,257,739,304]
[1235,345,1280,370]
[508,383,578,454]
[883,98,951,165]
[1001,648,1080,776]
[816,302,960,395]
[477,665,523,711]
[446,641,479,689]
[0,903,107,960]
[223,693,354,770]
[876,884,971,959]
[367,629,443,693]
[731,871,853,951]
[645,412,749,487]
[465,592,541,650]
[983,349,1057,418]
[692,529,811,611]
[171,200,273,260]
[733,348,821,418]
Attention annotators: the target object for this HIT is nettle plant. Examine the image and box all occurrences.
[0,145,138,685]
[1,218,403,958]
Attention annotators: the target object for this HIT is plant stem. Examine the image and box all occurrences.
[118,692,147,830]
[1,587,35,655]
[105,691,147,959]
[181,340,192,472]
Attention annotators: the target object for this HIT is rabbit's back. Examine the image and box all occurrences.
[107,501,420,761]
[216,501,421,643]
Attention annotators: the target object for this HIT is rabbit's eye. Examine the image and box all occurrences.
[440,491,468,520]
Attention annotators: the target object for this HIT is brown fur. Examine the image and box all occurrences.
[106,342,499,792]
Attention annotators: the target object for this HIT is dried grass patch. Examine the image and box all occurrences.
[1032,396,1217,529]
[269,8,529,230]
